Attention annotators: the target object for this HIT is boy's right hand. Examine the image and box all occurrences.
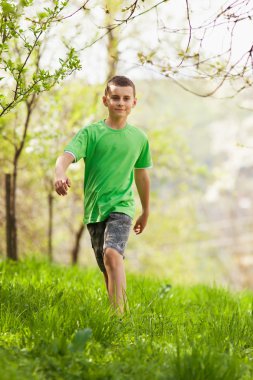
[54,177,71,196]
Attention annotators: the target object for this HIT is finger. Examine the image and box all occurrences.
[61,180,68,191]
[59,181,69,195]
[55,188,61,195]
[137,227,143,234]
[55,183,62,195]
[60,186,68,195]
[134,224,142,234]
[55,182,68,196]
[56,187,65,196]
[60,189,67,196]
[133,223,140,231]
[138,224,145,233]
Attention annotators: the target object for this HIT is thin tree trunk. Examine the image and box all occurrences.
[5,174,12,258]
[5,97,35,261]
[48,192,53,261]
[105,0,119,81]
[107,26,119,80]
[5,174,17,260]
[71,223,85,264]
[11,159,18,259]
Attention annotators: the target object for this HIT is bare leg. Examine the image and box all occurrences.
[103,271,109,292]
[103,247,127,314]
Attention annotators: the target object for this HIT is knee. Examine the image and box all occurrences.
[104,248,121,270]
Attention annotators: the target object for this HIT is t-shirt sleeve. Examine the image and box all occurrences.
[134,138,153,169]
[64,128,88,162]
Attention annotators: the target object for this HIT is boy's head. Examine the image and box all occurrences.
[105,76,136,98]
[103,75,137,119]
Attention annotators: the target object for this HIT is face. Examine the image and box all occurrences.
[103,85,137,118]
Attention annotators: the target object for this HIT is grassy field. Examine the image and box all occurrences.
[0,258,252,380]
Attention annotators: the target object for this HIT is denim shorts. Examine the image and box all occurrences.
[87,212,132,273]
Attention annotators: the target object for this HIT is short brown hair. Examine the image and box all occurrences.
[105,75,136,97]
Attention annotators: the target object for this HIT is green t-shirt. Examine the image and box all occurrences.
[64,120,152,224]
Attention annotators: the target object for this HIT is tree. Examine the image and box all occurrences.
[0,0,86,117]
[1,0,85,259]
[134,0,253,97]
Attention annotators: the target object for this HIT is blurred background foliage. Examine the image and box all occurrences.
[1,0,253,289]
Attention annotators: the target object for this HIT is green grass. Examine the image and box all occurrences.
[0,258,252,380]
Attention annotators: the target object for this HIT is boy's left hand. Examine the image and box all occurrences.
[133,212,149,235]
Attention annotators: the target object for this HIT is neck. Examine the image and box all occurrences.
[105,116,128,130]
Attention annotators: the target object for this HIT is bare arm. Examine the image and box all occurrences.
[133,168,150,234]
[54,152,74,196]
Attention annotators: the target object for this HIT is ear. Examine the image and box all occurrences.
[132,98,137,108]
[102,95,108,107]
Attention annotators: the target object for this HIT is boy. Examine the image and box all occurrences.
[54,76,152,314]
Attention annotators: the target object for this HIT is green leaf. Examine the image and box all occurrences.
[38,12,48,20]
[2,1,16,15]
[19,0,33,6]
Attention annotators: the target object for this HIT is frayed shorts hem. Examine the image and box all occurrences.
[103,244,125,259]
[87,212,132,272]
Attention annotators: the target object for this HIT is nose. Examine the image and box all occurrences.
[117,97,124,106]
